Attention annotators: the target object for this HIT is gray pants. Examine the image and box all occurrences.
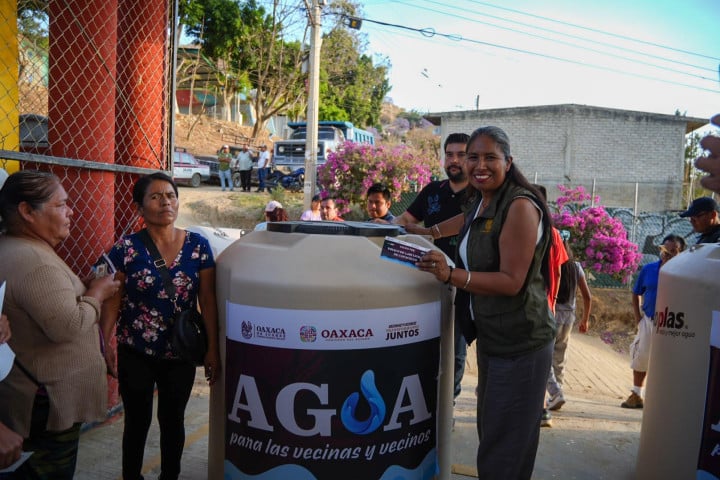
[476,340,553,479]
[547,309,575,396]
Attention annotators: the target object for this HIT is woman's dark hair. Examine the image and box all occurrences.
[556,240,578,305]
[266,208,288,222]
[0,170,60,233]
[465,126,555,289]
[132,172,178,205]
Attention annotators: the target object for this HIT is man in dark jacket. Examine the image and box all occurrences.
[679,196,720,244]
[391,133,470,405]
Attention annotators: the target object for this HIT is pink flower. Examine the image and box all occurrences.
[553,185,640,284]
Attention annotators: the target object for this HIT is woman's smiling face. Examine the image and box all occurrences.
[465,134,512,194]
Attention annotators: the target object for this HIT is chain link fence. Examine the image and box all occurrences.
[393,189,697,290]
[2,0,175,275]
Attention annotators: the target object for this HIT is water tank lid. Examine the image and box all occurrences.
[267,220,403,237]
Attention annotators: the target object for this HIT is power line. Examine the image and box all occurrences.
[357,17,719,94]
[410,0,717,75]
[465,0,720,62]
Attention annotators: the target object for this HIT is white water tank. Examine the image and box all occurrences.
[185,225,245,258]
[636,243,720,479]
[207,221,454,480]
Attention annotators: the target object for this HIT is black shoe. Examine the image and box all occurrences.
[541,409,552,427]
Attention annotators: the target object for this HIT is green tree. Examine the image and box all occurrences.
[182,0,306,134]
[235,1,308,138]
[179,0,389,137]
[317,23,390,128]
[182,0,253,122]
[17,0,49,83]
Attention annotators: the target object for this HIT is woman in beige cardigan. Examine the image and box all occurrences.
[0,170,119,479]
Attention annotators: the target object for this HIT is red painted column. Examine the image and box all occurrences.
[48,0,119,411]
[48,0,118,261]
[114,0,169,237]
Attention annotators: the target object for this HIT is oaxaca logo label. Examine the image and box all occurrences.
[241,320,253,340]
[255,324,286,341]
[299,325,317,343]
[654,307,694,339]
[320,328,374,342]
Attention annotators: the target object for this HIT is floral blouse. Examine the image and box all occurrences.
[108,230,215,359]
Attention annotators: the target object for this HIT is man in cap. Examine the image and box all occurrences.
[254,200,287,231]
[679,196,720,244]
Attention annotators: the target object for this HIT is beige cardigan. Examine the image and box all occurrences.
[0,235,107,437]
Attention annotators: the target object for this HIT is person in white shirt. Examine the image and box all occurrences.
[235,145,254,192]
[256,145,271,192]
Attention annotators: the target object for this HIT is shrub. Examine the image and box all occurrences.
[317,141,434,214]
[552,185,641,284]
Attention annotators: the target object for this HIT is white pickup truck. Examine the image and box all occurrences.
[273,124,345,168]
[172,149,211,187]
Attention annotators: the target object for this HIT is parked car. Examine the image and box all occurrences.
[173,149,211,187]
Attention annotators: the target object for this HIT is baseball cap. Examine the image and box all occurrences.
[679,197,719,217]
[265,200,283,212]
[222,144,229,149]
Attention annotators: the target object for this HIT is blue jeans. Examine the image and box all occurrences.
[257,167,267,191]
[454,325,467,399]
[218,168,232,190]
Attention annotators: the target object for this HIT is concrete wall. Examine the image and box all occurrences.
[432,105,704,212]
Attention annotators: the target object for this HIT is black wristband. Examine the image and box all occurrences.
[444,266,454,285]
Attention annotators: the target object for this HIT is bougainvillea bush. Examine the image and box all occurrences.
[317,141,435,214]
[552,185,642,284]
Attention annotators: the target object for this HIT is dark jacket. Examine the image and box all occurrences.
[697,224,720,244]
[455,179,555,357]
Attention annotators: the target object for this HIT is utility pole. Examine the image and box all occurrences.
[303,0,322,210]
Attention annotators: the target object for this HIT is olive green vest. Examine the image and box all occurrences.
[461,180,555,357]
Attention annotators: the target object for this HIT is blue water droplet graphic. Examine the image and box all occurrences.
[340,370,386,435]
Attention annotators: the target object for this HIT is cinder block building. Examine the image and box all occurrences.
[426,104,707,212]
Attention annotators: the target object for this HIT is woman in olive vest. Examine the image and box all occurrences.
[419,126,555,479]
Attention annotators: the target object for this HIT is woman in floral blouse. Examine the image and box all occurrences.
[101,172,219,480]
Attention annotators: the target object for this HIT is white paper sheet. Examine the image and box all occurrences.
[0,280,11,381]
[0,342,14,382]
[0,451,33,473]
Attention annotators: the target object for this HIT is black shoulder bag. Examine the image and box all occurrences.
[138,229,208,366]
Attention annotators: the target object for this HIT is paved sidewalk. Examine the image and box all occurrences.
[75,331,641,479]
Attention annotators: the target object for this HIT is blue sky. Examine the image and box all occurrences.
[358,0,719,119]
